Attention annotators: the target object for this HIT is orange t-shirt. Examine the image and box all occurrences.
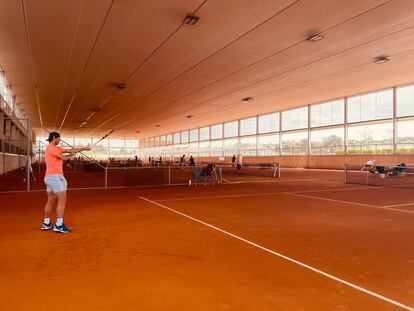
[45,144,65,176]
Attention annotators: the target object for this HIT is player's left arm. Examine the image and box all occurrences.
[62,147,90,154]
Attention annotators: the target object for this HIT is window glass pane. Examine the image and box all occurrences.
[159,135,165,145]
[74,138,91,146]
[189,142,198,155]
[180,143,189,155]
[211,124,223,139]
[239,136,257,155]
[161,145,173,157]
[223,138,238,156]
[347,122,393,154]
[282,107,308,131]
[281,131,308,155]
[210,140,223,156]
[199,141,210,156]
[173,133,180,144]
[311,99,344,127]
[224,121,238,138]
[173,144,181,157]
[189,129,198,142]
[199,127,210,140]
[397,119,414,153]
[240,117,257,136]
[258,134,279,155]
[166,134,173,144]
[310,127,344,155]
[125,140,138,148]
[154,137,159,146]
[258,112,279,133]
[347,89,393,123]
[181,131,189,143]
[396,85,414,117]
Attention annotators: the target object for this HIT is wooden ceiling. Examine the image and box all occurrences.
[1,0,414,139]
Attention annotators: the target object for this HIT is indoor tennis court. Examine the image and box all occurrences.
[1,1,414,310]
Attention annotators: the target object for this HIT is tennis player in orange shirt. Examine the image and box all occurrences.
[41,132,90,233]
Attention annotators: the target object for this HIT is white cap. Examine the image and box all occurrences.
[366,160,375,166]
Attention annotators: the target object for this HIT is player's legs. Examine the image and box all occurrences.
[41,191,55,230]
[44,191,56,217]
[55,191,67,219]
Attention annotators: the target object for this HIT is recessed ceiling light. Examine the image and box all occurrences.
[242,97,254,103]
[92,107,101,112]
[117,83,127,89]
[186,115,194,119]
[136,131,140,133]
[306,34,324,42]
[155,124,160,127]
[183,13,200,25]
[374,56,390,64]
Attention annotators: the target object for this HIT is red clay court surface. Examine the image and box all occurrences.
[1,170,413,310]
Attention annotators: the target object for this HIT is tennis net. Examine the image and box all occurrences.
[105,165,222,188]
[344,164,414,189]
[220,163,280,179]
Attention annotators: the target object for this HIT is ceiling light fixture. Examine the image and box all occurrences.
[242,97,254,103]
[183,13,200,25]
[374,56,390,64]
[306,34,324,42]
[155,124,160,127]
[117,83,127,89]
[186,115,194,119]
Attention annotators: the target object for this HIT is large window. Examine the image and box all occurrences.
[281,131,308,155]
[211,124,223,139]
[224,121,238,138]
[223,138,238,156]
[282,107,308,131]
[199,127,209,141]
[396,85,414,117]
[189,129,198,142]
[239,136,257,156]
[258,134,279,155]
[258,113,279,134]
[310,127,344,155]
[347,89,392,123]
[397,119,414,154]
[240,117,257,136]
[140,84,414,157]
[347,122,393,154]
[311,99,344,127]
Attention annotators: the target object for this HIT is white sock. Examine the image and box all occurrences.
[56,218,63,226]
[44,217,50,224]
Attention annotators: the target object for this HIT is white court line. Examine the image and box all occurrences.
[222,178,321,184]
[286,193,414,215]
[140,196,413,311]
[155,192,285,202]
[290,186,378,194]
[383,202,414,208]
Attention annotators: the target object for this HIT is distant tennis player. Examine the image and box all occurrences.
[361,160,387,178]
[41,132,90,233]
